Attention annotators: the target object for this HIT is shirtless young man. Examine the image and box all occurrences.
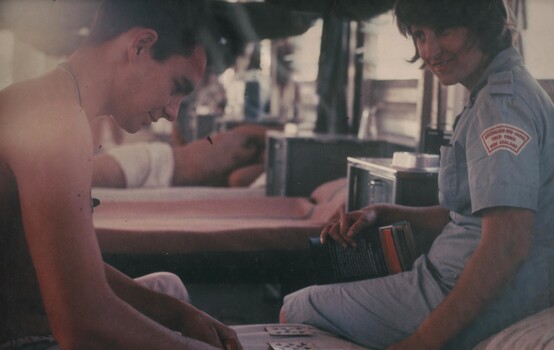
[0,1,241,349]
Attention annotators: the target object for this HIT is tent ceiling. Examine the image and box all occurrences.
[0,0,394,65]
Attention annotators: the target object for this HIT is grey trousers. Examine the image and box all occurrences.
[282,251,554,350]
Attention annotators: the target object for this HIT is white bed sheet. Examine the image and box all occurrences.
[473,307,554,350]
[233,324,368,350]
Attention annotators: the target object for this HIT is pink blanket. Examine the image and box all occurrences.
[94,178,347,254]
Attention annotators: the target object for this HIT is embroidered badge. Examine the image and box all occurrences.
[480,124,531,155]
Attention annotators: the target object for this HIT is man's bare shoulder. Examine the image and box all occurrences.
[0,72,92,166]
[0,72,96,341]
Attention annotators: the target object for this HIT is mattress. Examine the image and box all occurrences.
[93,178,347,255]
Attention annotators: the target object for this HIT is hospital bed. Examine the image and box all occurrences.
[92,178,347,285]
[94,179,541,350]
[91,179,380,349]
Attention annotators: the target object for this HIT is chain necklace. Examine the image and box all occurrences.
[57,62,83,108]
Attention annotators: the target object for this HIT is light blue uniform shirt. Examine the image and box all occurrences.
[431,47,554,347]
[281,47,554,350]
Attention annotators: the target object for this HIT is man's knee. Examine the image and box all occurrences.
[135,272,190,303]
[280,288,313,324]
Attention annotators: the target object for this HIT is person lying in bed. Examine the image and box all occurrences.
[0,0,241,349]
[92,124,268,189]
[280,0,554,349]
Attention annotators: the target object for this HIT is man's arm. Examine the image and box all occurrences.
[92,152,127,187]
[171,126,266,187]
[104,264,241,349]
[92,125,267,188]
[8,109,220,349]
[389,207,534,350]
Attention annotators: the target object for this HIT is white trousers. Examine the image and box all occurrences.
[0,272,189,349]
[135,271,190,303]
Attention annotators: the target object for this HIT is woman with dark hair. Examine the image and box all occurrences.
[395,0,515,62]
[280,0,554,349]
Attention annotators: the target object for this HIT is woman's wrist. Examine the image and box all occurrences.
[368,203,395,226]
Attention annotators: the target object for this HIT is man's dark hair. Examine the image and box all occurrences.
[393,0,515,62]
[86,0,209,61]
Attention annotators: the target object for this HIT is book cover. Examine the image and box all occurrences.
[309,221,416,284]
[389,221,417,271]
[379,226,403,274]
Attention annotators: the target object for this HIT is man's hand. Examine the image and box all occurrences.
[104,264,241,349]
[177,305,242,350]
[172,125,269,187]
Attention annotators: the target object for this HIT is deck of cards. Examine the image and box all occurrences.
[268,341,316,350]
[265,325,316,349]
[265,326,313,336]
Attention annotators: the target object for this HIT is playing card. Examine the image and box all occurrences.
[265,325,313,336]
[269,341,317,350]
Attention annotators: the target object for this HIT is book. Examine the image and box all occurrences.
[379,226,403,274]
[308,221,417,284]
[390,221,417,271]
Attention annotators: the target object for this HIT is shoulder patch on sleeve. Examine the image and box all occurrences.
[487,71,513,95]
[480,123,531,155]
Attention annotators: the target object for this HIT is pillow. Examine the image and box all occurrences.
[473,307,554,349]
[309,178,348,204]
[309,178,348,222]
